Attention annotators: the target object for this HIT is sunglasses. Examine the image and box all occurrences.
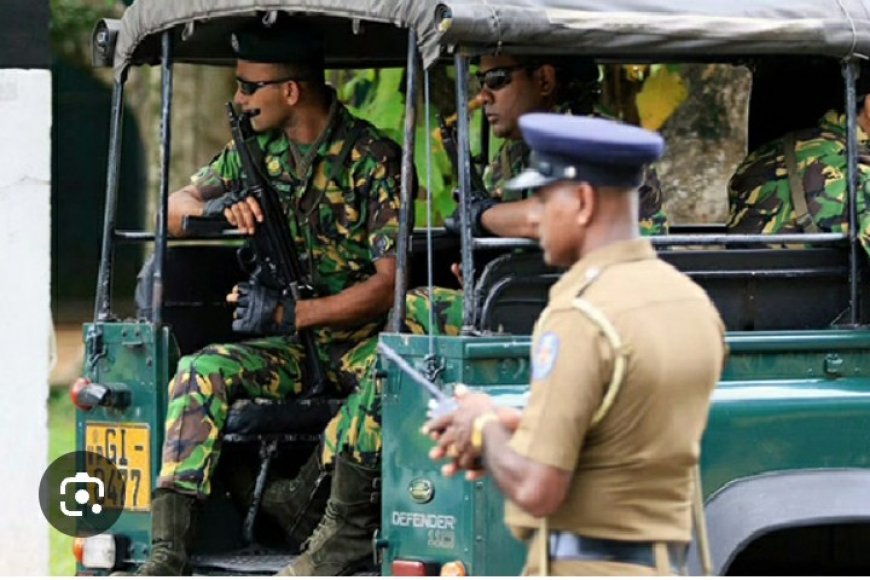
[235,75,298,96]
[474,65,528,91]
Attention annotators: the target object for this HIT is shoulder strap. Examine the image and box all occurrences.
[570,297,628,428]
[783,133,820,233]
[536,296,627,576]
[328,119,366,186]
[299,119,366,220]
[692,464,714,575]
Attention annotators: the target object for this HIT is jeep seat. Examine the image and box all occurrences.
[472,245,862,335]
[223,398,342,439]
[474,251,563,334]
[222,397,343,546]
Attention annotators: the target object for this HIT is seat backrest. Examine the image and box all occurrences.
[660,246,854,331]
[474,251,563,334]
[473,246,858,335]
[136,245,246,355]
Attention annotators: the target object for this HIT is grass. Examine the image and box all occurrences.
[48,388,77,576]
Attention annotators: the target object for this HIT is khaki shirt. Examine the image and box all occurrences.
[506,239,725,544]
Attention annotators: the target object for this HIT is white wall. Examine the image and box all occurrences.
[0,68,51,575]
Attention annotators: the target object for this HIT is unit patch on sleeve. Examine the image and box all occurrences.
[532,331,560,381]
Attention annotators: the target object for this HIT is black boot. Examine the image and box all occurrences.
[276,455,380,576]
[260,450,331,547]
[131,489,198,575]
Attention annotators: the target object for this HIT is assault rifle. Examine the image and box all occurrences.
[438,112,488,196]
[226,102,326,397]
[438,113,497,237]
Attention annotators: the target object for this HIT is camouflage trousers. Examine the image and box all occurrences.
[157,335,377,498]
[319,288,463,470]
[320,338,382,468]
[403,286,464,336]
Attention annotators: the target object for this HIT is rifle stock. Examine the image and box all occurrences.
[226,102,327,397]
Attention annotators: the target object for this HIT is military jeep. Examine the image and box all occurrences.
[72,0,870,576]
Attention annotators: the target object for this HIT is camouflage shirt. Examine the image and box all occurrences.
[482,103,670,235]
[728,109,870,255]
[191,93,403,355]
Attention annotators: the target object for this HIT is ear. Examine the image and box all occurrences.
[283,81,301,107]
[537,65,557,98]
[575,182,596,227]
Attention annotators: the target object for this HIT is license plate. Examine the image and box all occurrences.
[84,423,151,511]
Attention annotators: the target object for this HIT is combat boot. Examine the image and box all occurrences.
[276,455,380,576]
[126,489,199,575]
[260,450,331,547]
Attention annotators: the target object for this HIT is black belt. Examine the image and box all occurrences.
[548,532,688,574]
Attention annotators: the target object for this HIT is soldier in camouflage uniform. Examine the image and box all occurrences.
[405,53,669,335]
[728,106,870,253]
[132,17,405,576]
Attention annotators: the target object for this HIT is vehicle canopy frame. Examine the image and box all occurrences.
[408,0,870,328]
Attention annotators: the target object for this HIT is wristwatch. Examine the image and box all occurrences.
[471,411,500,453]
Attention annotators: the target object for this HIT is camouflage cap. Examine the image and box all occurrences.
[231,14,324,66]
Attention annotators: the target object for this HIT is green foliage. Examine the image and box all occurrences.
[339,68,467,227]
[48,389,76,575]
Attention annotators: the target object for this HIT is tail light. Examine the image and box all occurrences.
[391,560,440,576]
[70,377,130,411]
[440,561,467,576]
[74,534,127,570]
[72,537,85,563]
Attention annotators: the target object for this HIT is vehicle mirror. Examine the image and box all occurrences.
[91,19,121,68]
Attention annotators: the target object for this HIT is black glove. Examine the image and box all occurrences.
[232,281,296,335]
[202,189,249,217]
[443,193,496,237]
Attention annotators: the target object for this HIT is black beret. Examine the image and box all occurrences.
[231,14,324,66]
[546,56,600,85]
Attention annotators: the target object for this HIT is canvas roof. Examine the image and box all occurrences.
[105,0,870,79]
[417,0,870,66]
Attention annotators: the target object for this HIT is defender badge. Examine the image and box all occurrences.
[408,478,435,504]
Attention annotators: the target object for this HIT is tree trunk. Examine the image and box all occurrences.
[657,64,751,224]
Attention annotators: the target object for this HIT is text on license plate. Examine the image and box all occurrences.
[85,423,151,511]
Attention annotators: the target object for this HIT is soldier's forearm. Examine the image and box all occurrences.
[168,187,206,237]
[480,198,540,239]
[295,266,395,330]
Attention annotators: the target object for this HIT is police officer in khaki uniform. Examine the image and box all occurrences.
[424,113,725,576]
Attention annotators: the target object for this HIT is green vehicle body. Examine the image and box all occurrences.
[76,322,870,573]
[77,322,179,565]
[377,331,870,574]
[73,0,870,575]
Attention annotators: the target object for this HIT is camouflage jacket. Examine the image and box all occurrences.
[191,94,403,355]
[481,103,670,235]
[728,109,870,255]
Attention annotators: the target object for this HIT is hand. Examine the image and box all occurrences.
[224,196,264,235]
[450,263,464,288]
[422,385,496,475]
[230,281,295,335]
[443,193,496,237]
